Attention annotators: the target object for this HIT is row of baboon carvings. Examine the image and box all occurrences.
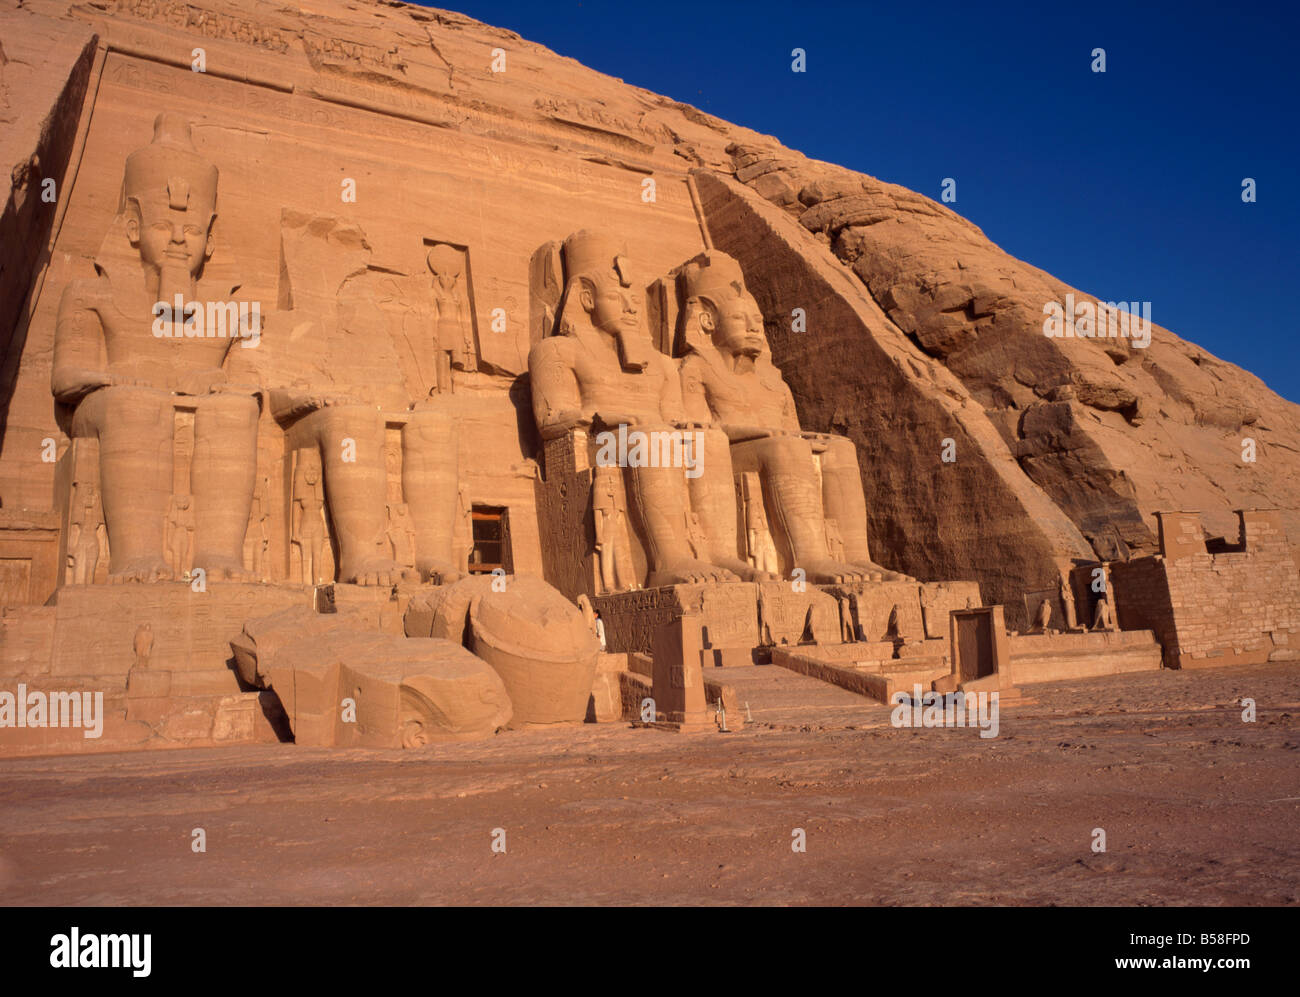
[54,113,902,594]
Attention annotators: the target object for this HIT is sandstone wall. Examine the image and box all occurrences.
[1111,512,1300,668]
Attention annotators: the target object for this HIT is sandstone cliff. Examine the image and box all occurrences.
[1,0,1295,624]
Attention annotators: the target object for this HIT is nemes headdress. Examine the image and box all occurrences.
[561,230,630,289]
[555,230,649,370]
[677,250,746,307]
[121,113,218,218]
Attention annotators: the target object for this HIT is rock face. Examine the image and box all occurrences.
[718,146,1300,566]
[0,0,1295,633]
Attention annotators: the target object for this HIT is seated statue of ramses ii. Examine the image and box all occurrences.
[51,113,259,583]
[527,230,740,587]
[674,250,908,584]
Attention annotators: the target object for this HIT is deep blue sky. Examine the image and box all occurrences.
[428,0,1299,403]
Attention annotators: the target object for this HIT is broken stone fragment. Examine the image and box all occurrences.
[231,607,511,747]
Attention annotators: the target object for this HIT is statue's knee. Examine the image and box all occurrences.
[196,391,259,431]
[93,385,170,435]
[403,409,456,448]
[820,434,859,468]
[312,404,381,448]
[764,433,814,469]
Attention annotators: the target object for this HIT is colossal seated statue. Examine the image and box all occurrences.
[51,113,258,583]
[674,250,908,584]
[527,230,737,587]
[261,212,461,587]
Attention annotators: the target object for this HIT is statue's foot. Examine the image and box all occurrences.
[195,556,257,582]
[790,559,885,584]
[339,556,407,587]
[416,558,463,585]
[647,559,739,586]
[109,557,174,584]
[850,561,914,582]
[711,557,779,583]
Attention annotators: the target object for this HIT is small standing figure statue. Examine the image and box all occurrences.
[68,482,103,585]
[386,502,417,569]
[292,451,327,585]
[839,595,856,644]
[249,475,271,582]
[1091,594,1117,632]
[685,510,710,561]
[742,473,779,577]
[427,244,477,393]
[757,586,776,647]
[1059,574,1078,630]
[133,622,154,669]
[825,518,846,564]
[593,465,634,593]
[165,495,196,579]
[454,484,473,574]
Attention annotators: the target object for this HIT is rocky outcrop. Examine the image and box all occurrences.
[720,144,1300,559]
[694,170,1093,616]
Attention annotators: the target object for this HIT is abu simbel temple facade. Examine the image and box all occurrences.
[1,0,1297,753]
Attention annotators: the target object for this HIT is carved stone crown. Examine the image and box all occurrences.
[677,250,746,306]
[561,229,629,286]
[122,113,218,216]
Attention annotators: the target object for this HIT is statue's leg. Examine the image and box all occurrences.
[73,386,173,582]
[688,427,766,580]
[307,405,397,586]
[819,435,910,580]
[735,435,875,585]
[595,511,615,592]
[402,408,459,583]
[612,510,637,590]
[306,528,321,585]
[626,458,736,587]
[191,392,259,580]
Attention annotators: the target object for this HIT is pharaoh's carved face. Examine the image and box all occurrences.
[702,291,765,358]
[127,197,214,277]
[582,273,643,340]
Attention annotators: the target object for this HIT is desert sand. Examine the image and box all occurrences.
[2,660,1295,906]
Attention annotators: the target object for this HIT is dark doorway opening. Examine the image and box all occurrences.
[469,505,512,574]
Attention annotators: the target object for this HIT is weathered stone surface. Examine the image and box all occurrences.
[722,145,1300,561]
[695,171,1093,622]
[0,11,98,507]
[232,605,513,746]
[468,573,600,725]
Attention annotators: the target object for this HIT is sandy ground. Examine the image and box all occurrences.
[1,661,1297,906]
